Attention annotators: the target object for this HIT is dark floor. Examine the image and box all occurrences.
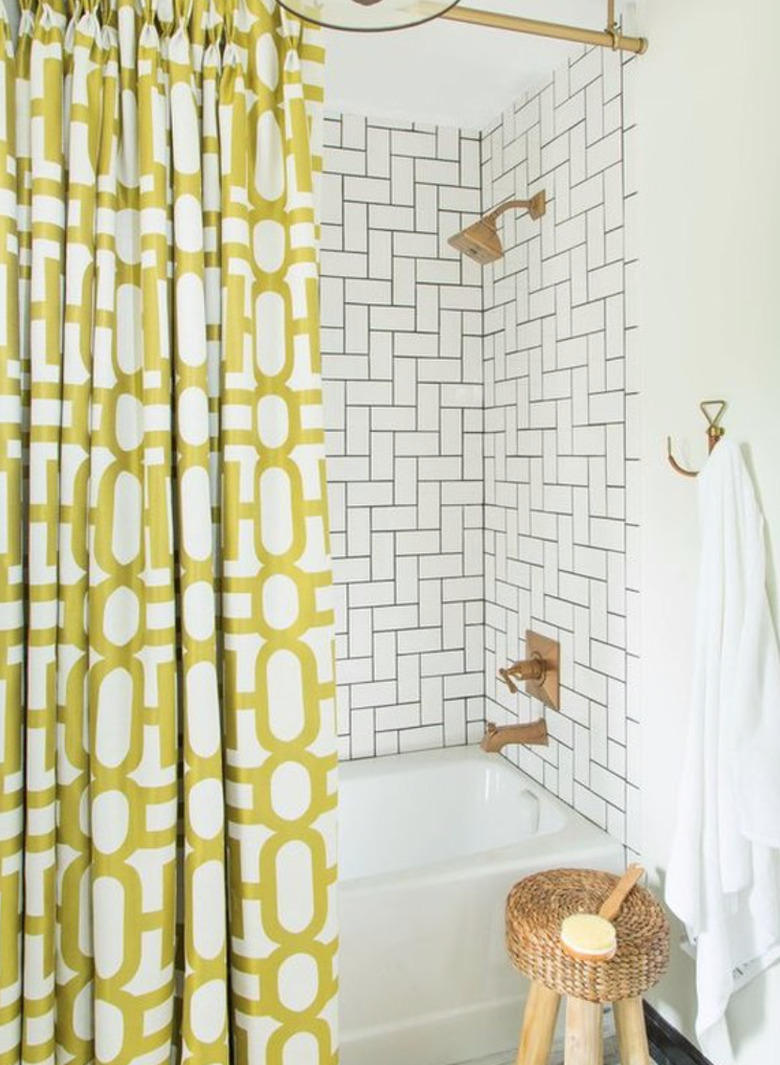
[468,1035,664,1063]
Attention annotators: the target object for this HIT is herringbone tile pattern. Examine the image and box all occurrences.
[481,48,640,849]
[321,46,640,850]
[321,114,486,760]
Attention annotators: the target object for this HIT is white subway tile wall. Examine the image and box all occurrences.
[321,114,487,761]
[321,48,639,850]
[482,49,639,851]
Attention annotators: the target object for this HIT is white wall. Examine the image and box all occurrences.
[638,0,780,1059]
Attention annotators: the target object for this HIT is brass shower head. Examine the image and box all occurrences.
[448,190,546,265]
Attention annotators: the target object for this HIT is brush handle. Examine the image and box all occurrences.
[598,864,644,922]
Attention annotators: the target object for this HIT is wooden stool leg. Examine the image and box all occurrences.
[564,997,603,1065]
[516,982,561,1065]
[614,998,651,1065]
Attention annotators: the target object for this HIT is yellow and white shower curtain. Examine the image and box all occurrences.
[0,0,338,1062]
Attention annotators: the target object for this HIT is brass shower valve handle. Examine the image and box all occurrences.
[497,654,546,694]
[496,631,561,711]
[497,668,519,695]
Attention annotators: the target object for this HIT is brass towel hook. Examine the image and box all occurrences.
[667,400,727,477]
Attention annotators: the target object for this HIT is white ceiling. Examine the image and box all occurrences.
[323,0,613,129]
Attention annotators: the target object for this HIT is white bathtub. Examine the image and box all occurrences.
[338,746,624,1065]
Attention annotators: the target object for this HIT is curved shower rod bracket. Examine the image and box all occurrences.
[605,0,619,48]
[277,0,647,50]
[441,0,648,56]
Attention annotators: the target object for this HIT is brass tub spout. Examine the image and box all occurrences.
[480,719,549,752]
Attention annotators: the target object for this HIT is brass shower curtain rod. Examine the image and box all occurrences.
[440,4,648,55]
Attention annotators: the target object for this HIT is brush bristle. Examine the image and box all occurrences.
[560,913,617,963]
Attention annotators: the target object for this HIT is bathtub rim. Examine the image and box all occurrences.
[337,743,625,892]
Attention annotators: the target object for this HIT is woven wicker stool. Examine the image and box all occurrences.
[505,869,669,1065]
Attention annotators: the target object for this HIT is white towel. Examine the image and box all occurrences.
[665,438,780,1065]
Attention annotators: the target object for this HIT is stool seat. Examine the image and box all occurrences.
[506,868,669,1003]
[505,869,670,1065]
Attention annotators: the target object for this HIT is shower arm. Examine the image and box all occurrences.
[485,198,537,226]
[483,190,547,227]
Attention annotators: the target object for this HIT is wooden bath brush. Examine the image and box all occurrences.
[560,864,644,963]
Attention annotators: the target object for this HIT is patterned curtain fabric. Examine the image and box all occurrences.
[0,0,338,1062]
